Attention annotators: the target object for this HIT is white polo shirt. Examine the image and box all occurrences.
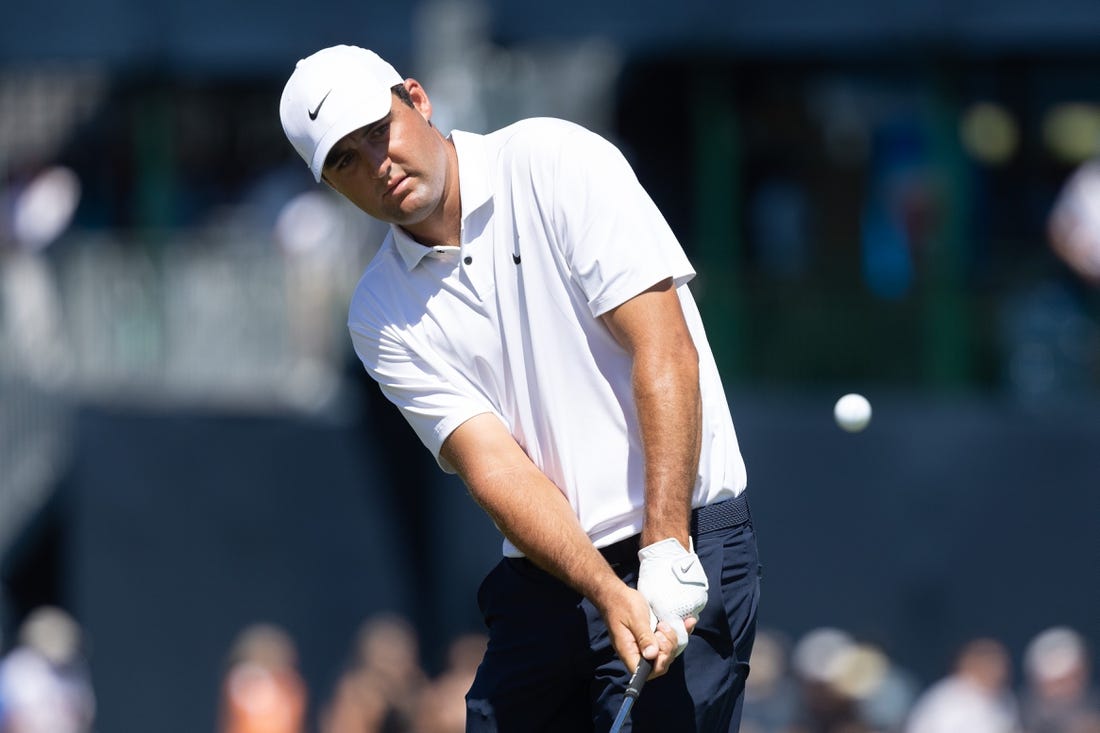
[348,118,747,556]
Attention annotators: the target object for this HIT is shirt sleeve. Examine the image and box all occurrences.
[349,315,498,474]
[549,125,696,317]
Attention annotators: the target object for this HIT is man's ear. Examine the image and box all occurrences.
[405,79,433,122]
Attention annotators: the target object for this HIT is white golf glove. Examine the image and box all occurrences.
[637,537,708,657]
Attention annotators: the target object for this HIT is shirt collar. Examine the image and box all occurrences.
[392,129,492,271]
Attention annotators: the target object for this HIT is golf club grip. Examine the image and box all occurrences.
[625,657,653,699]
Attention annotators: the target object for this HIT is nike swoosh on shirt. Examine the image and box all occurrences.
[308,90,332,121]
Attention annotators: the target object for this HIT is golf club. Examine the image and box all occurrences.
[609,656,653,733]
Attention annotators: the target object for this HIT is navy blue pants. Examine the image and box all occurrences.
[465,496,761,732]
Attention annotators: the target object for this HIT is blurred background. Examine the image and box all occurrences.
[1,0,1099,731]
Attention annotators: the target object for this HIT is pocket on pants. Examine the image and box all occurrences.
[476,560,507,618]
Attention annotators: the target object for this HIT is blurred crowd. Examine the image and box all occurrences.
[0,607,487,733]
[742,626,1100,733]
[0,607,94,733]
[0,605,1097,733]
[215,614,486,733]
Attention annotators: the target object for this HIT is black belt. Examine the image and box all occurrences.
[692,491,751,536]
[599,492,751,568]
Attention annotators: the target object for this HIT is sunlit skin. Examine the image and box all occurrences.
[322,79,461,248]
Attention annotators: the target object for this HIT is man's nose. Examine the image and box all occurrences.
[365,146,390,179]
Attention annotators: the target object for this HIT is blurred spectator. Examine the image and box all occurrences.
[217,623,307,733]
[320,613,427,733]
[905,638,1020,733]
[0,166,76,390]
[412,632,487,733]
[741,629,802,733]
[832,641,920,733]
[788,627,875,733]
[1020,627,1100,733]
[860,119,934,301]
[0,605,94,733]
[1048,159,1100,287]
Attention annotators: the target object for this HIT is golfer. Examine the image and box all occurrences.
[280,44,760,731]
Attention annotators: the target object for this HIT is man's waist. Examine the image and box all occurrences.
[597,493,751,569]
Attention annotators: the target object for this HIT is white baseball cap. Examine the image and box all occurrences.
[280,45,404,181]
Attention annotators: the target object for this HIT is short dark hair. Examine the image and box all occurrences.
[392,83,414,108]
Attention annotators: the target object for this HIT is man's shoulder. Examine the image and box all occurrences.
[476,118,621,186]
[487,117,607,156]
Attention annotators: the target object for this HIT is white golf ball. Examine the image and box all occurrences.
[834,393,872,433]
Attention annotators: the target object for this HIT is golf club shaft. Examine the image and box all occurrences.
[609,657,653,733]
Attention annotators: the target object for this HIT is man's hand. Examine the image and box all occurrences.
[637,538,708,656]
[599,584,681,681]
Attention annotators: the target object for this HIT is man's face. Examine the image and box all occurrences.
[321,82,448,227]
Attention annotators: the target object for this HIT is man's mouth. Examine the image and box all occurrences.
[385,174,409,197]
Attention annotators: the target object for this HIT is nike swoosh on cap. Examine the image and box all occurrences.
[308,90,332,121]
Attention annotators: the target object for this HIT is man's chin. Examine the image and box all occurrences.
[390,199,437,227]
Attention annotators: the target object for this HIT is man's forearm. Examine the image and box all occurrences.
[634,342,701,548]
[478,462,625,606]
[441,414,626,609]
[441,408,683,677]
[598,280,703,549]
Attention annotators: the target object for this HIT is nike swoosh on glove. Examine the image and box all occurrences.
[637,537,709,656]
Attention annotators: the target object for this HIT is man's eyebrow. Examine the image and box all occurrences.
[364,112,392,136]
[323,114,392,170]
[324,140,351,170]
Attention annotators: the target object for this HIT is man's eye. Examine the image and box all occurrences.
[370,123,390,140]
[336,153,352,170]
